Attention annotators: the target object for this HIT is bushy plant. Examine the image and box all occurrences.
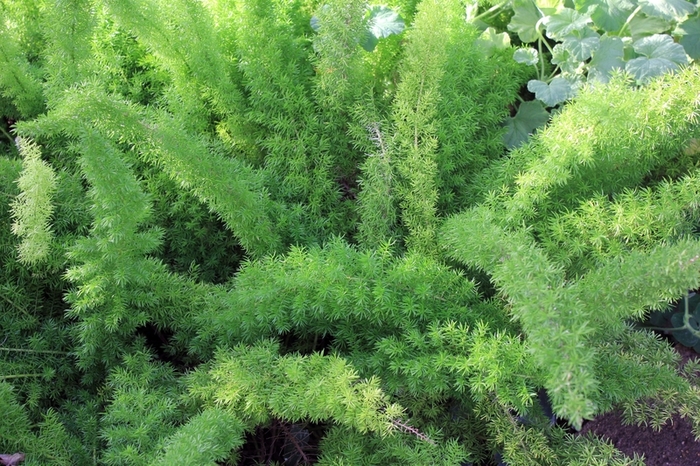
[1,0,699,464]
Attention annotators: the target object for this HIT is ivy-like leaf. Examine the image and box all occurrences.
[677,15,700,59]
[626,33,689,83]
[514,47,539,65]
[588,35,625,83]
[503,100,550,149]
[543,8,593,39]
[527,78,575,107]
[574,0,635,32]
[508,0,544,43]
[476,27,511,57]
[561,27,601,61]
[639,0,696,22]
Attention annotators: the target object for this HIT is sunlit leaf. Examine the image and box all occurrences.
[629,14,672,39]
[544,8,592,39]
[367,5,405,39]
[476,27,512,57]
[508,0,544,43]
[588,35,625,83]
[514,47,539,65]
[639,0,696,22]
[527,78,575,106]
[536,0,565,13]
[503,100,550,149]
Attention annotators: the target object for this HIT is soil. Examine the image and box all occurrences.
[580,344,700,466]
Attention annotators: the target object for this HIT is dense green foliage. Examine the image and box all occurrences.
[1,0,699,464]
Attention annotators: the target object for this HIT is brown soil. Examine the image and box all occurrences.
[580,344,700,466]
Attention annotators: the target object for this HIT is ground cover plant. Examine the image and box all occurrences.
[1,0,700,464]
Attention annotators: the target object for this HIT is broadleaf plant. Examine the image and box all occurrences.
[467,0,697,147]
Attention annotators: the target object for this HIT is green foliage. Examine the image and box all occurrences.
[10,138,57,265]
[1,0,699,464]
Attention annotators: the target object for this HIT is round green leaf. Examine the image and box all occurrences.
[562,27,601,61]
[633,33,689,61]
[527,78,575,106]
[670,312,699,347]
[677,15,700,59]
[588,35,625,83]
[508,0,545,43]
[367,6,405,39]
[503,100,550,149]
[544,8,593,39]
[514,47,540,65]
[639,0,696,22]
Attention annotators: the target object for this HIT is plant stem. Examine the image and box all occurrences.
[617,5,642,37]
[0,373,45,380]
[0,347,69,355]
[471,1,510,22]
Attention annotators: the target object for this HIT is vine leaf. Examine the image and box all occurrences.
[626,34,689,83]
[503,100,550,149]
[588,35,625,83]
[543,8,593,39]
[639,0,696,22]
[508,0,544,43]
[676,15,700,59]
[574,0,635,32]
[514,47,539,65]
[561,27,601,61]
[527,78,575,107]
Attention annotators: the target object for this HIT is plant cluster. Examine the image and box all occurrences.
[469,0,699,147]
[0,0,699,464]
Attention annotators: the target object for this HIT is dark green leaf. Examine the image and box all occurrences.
[626,56,680,83]
[508,0,545,43]
[503,100,550,149]
[359,31,379,52]
[639,0,696,22]
[588,35,625,83]
[677,15,700,59]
